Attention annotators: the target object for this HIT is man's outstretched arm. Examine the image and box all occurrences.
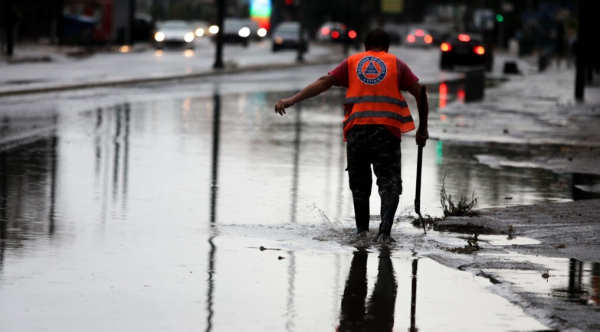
[274,74,337,115]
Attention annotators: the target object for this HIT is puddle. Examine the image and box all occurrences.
[479,254,600,306]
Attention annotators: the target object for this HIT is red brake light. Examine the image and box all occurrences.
[348,30,357,39]
[321,27,330,35]
[440,42,452,52]
[458,34,471,42]
[415,29,424,37]
[424,35,433,44]
[331,31,339,39]
[407,35,416,43]
[474,46,485,55]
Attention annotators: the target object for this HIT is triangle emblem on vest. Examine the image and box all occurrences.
[364,61,379,75]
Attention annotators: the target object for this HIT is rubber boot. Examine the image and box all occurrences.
[353,200,370,236]
[375,194,399,243]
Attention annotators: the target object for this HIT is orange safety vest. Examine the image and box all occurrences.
[343,51,415,140]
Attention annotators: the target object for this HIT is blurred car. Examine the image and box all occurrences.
[239,18,267,41]
[405,27,434,47]
[439,32,494,72]
[154,20,195,50]
[317,21,349,44]
[190,20,209,38]
[206,22,219,37]
[220,18,251,47]
[271,22,308,52]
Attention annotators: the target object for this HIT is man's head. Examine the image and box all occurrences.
[364,29,390,52]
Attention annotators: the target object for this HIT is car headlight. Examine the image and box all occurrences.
[238,27,250,38]
[184,32,195,42]
[208,25,219,34]
[257,28,267,37]
[154,32,165,42]
[195,28,204,37]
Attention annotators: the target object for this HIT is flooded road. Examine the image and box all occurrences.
[0,68,598,331]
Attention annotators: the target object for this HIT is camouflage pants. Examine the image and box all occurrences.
[346,125,402,203]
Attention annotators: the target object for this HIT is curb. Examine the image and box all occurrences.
[0,55,345,98]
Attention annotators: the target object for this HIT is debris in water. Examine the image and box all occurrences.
[278,256,285,260]
[554,244,566,249]
[505,197,513,200]
[507,225,515,240]
[259,246,281,251]
[542,270,551,281]
[447,234,480,254]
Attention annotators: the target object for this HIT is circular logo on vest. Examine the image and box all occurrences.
[356,56,387,85]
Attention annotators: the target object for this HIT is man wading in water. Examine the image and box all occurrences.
[274,29,429,243]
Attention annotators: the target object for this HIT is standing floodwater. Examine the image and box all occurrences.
[0,71,595,331]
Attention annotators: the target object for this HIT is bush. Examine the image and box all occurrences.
[440,173,478,217]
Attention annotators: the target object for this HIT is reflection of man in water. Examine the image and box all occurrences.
[337,247,398,332]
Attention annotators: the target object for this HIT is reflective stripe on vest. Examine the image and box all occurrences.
[343,111,414,127]
[344,51,415,137]
[344,95,408,108]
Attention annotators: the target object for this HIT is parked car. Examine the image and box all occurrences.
[439,32,494,72]
[405,27,434,47]
[271,21,308,52]
[154,20,195,50]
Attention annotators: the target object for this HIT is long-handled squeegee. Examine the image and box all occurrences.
[414,86,428,234]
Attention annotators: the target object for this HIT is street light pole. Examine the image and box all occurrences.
[128,0,135,45]
[5,0,15,56]
[296,0,304,63]
[213,0,225,69]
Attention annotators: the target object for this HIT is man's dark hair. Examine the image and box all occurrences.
[364,29,390,50]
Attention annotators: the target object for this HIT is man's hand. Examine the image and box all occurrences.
[273,74,336,116]
[416,127,429,147]
[274,98,295,115]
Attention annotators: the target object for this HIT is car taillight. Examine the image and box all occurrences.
[474,46,485,55]
[415,29,424,37]
[331,31,340,39]
[321,27,330,35]
[348,30,357,39]
[458,34,470,42]
[440,42,452,52]
[407,35,416,43]
[424,35,433,44]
